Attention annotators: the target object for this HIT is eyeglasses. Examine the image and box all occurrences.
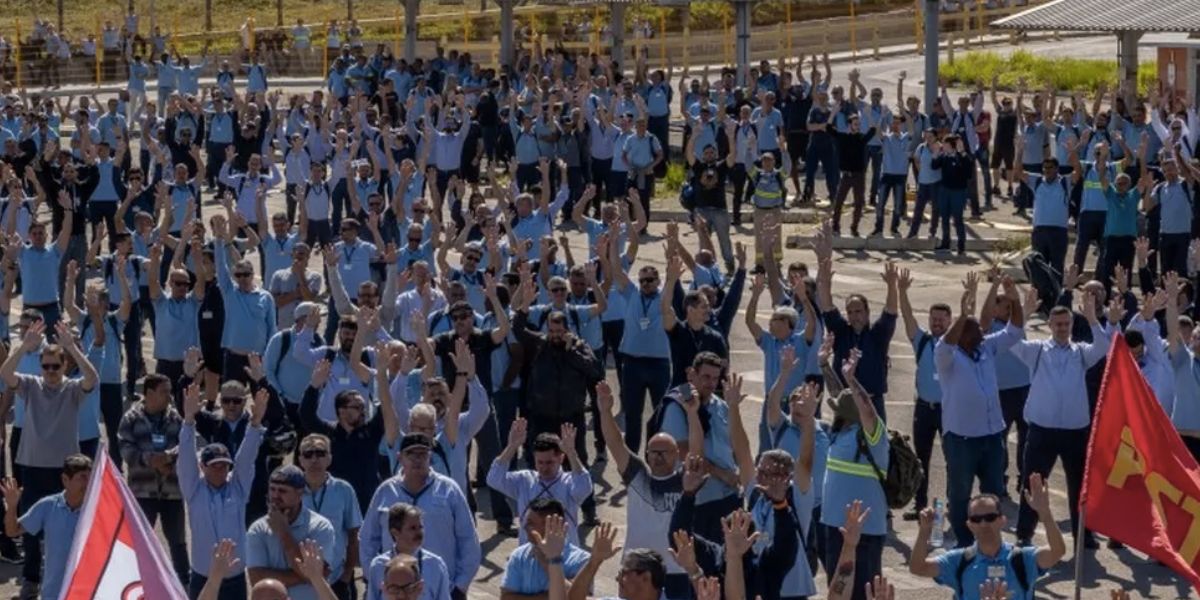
[638,277,657,284]
[41,363,62,371]
[549,287,567,293]
[464,254,481,262]
[220,396,245,405]
[967,512,1001,524]
[301,449,329,459]
[233,272,253,279]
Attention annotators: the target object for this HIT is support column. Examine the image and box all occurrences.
[923,0,939,109]
[1117,30,1143,97]
[499,0,515,67]
[735,0,750,86]
[404,0,418,62]
[611,3,626,71]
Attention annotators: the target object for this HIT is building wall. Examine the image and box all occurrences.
[1157,46,1196,100]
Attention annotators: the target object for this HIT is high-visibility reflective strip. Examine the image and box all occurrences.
[826,458,879,479]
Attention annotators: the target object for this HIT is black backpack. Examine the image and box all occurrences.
[646,386,711,442]
[1021,251,1062,316]
[954,546,1033,597]
[854,425,924,510]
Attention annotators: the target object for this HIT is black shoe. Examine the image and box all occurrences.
[831,228,842,237]
[1083,536,1100,550]
[732,217,742,226]
[581,513,600,527]
[902,509,922,521]
[957,248,966,256]
[0,544,23,565]
[1016,537,1034,548]
[496,522,517,537]
[1107,539,1125,550]
[934,244,950,252]
[851,229,861,238]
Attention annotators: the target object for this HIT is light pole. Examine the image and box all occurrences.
[924,0,939,109]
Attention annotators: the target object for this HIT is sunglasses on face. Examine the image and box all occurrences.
[639,277,657,284]
[549,287,567,293]
[234,272,253,279]
[41,362,62,371]
[220,396,245,405]
[301,449,329,459]
[967,512,1001,524]
[171,280,189,287]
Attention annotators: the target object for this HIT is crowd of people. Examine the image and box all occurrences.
[0,15,1192,600]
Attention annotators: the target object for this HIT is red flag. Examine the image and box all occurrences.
[57,448,188,600]
[1082,334,1200,593]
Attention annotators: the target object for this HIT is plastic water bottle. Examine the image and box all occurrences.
[930,498,945,548]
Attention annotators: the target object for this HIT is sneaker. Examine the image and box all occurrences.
[934,245,950,252]
[957,248,966,256]
[496,522,517,537]
[869,230,883,238]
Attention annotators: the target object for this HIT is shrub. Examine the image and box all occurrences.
[941,50,1156,95]
[663,162,687,193]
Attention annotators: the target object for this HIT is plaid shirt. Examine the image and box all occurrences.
[117,402,184,500]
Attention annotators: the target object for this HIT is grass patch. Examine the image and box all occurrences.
[662,162,687,193]
[941,50,1157,95]
[993,235,1030,255]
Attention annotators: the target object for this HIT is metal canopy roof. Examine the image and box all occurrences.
[993,0,1200,34]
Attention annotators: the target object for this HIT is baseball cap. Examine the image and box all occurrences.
[399,433,433,453]
[269,465,306,489]
[294,301,320,322]
[200,443,233,466]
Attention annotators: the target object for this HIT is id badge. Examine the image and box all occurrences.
[151,434,166,450]
[987,564,1006,579]
[639,318,651,331]
[932,371,940,382]
[338,377,351,385]
[202,311,213,319]
[342,263,354,271]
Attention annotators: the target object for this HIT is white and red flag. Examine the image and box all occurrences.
[57,448,188,600]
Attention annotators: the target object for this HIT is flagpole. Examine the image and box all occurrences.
[1073,505,1086,600]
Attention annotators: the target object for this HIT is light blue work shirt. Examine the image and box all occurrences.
[214,242,277,353]
[759,330,811,408]
[302,476,363,582]
[367,548,450,600]
[19,493,81,600]
[177,422,264,576]
[1103,186,1140,238]
[615,282,669,359]
[207,111,235,144]
[502,542,590,594]
[643,83,672,117]
[622,132,661,170]
[1078,160,1117,213]
[334,238,378,300]
[1019,122,1048,164]
[661,393,738,504]
[913,329,942,403]
[588,121,619,161]
[360,472,481,591]
[1027,173,1069,228]
[916,143,942,184]
[1010,324,1111,430]
[79,311,124,384]
[751,107,785,151]
[486,464,593,546]
[990,321,1030,390]
[821,420,889,535]
[153,294,200,361]
[263,328,321,404]
[769,418,829,507]
[260,232,299,284]
[1170,347,1200,432]
[881,132,911,174]
[246,508,338,600]
[510,122,541,165]
[1155,180,1193,235]
[19,244,63,304]
[934,542,1044,600]
[935,324,1024,437]
[128,62,150,92]
[245,63,269,93]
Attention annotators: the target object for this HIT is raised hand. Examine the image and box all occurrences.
[596,381,615,415]
[183,347,204,378]
[249,388,269,426]
[244,352,265,381]
[841,348,862,380]
[590,521,622,562]
[208,539,242,582]
[865,575,895,600]
[980,579,1009,600]
[792,382,819,420]
[182,381,201,422]
[311,358,332,389]
[1,478,22,509]
[668,530,699,575]
[682,453,708,494]
[21,321,46,352]
[508,417,528,449]
[559,422,577,452]
[294,539,327,583]
[840,500,869,555]
[694,576,721,600]
[721,509,760,558]
[818,331,835,365]
[897,267,913,292]
[529,513,567,562]
[1024,472,1051,515]
[725,371,745,407]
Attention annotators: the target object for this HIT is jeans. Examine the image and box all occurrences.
[620,356,671,452]
[58,234,88,307]
[999,385,1030,495]
[1017,424,1089,542]
[1072,210,1107,271]
[975,147,994,205]
[473,394,515,525]
[911,399,942,510]
[907,183,939,238]
[873,174,907,233]
[730,164,749,221]
[19,465,64,584]
[831,170,866,233]
[601,323,625,387]
[100,383,124,468]
[138,497,190,583]
[516,162,540,192]
[942,431,1005,547]
[590,158,613,207]
[1032,225,1069,277]
[804,136,839,200]
[938,187,968,251]
[331,179,349,231]
[866,145,883,202]
[188,570,247,600]
[695,206,734,272]
[822,524,884,600]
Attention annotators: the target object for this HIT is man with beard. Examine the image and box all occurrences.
[245,465,338,600]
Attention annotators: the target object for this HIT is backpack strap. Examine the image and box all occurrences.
[1009,547,1031,594]
[1032,345,1044,379]
[274,331,292,380]
[915,332,933,363]
[954,547,978,598]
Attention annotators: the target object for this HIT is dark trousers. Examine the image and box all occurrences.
[516,163,540,192]
[804,137,839,199]
[601,322,625,387]
[1098,236,1135,292]
[943,431,1005,547]
[331,579,356,600]
[331,179,349,231]
[1032,226,1069,278]
[205,142,230,188]
[866,145,883,203]
[1016,163,1042,210]
[139,287,156,335]
[138,497,190,583]
[19,465,64,584]
[88,202,119,251]
[999,385,1030,494]
[620,356,671,453]
[911,399,942,510]
[305,219,334,249]
[1184,435,1200,463]
[693,494,742,546]
[1072,210,1107,271]
[473,394,515,525]
[590,158,613,208]
[188,570,247,600]
[939,187,968,251]
[121,300,145,396]
[222,352,251,385]
[527,412,596,518]
[99,383,125,468]
[731,164,749,222]
[831,170,866,233]
[1018,424,1089,542]
[25,302,62,340]
[1160,232,1191,277]
[822,524,884,600]
[908,183,940,238]
[586,375,606,457]
[975,147,994,206]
